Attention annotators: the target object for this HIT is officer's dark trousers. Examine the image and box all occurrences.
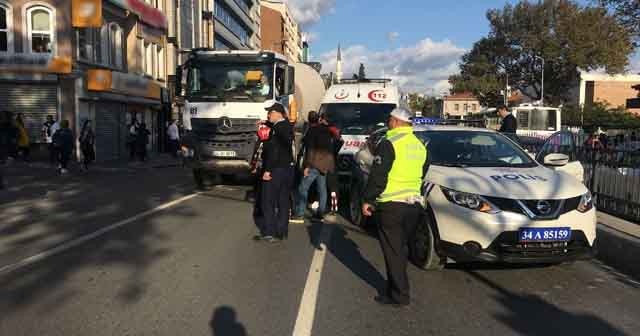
[260,167,294,238]
[377,202,420,304]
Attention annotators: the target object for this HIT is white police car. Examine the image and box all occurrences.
[354,121,596,269]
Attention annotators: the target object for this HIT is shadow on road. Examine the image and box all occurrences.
[0,168,198,314]
[210,306,248,336]
[467,270,628,336]
[307,220,386,296]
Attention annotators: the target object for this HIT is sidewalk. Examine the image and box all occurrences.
[596,212,640,280]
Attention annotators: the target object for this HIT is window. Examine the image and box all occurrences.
[0,2,12,53]
[137,37,144,73]
[472,104,477,112]
[144,41,153,76]
[27,5,54,53]
[213,1,249,44]
[454,104,459,112]
[77,29,92,60]
[109,23,123,69]
[157,45,165,80]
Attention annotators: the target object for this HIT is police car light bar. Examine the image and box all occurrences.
[412,118,488,128]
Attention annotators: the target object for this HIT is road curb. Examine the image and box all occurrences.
[596,224,640,280]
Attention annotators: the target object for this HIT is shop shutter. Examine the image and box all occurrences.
[0,84,57,143]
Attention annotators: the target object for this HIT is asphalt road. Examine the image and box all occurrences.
[1,172,640,336]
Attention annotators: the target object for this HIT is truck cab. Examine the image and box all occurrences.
[176,50,296,186]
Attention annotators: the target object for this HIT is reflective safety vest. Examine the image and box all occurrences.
[377,126,427,204]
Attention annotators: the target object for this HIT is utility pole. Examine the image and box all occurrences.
[535,55,545,105]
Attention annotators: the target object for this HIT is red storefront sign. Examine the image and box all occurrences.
[109,0,167,29]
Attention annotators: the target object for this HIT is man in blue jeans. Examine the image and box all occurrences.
[291,111,336,223]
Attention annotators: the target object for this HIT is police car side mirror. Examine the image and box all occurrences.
[543,153,569,167]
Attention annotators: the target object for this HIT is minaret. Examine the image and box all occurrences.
[336,43,343,83]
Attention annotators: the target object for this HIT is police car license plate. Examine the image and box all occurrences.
[519,227,572,242]
[213,150,236,158]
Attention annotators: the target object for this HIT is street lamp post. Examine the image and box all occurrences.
[535,55,544,106]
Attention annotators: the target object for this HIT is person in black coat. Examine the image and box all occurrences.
[497,105,517,134]
[53,120,74,174]
[135,123,151,162]
[256,100,294,243]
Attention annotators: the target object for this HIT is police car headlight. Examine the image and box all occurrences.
[441,187,500,214]
[577,191,594,213]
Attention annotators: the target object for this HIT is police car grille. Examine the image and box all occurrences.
[485,197,582,218]
[520,200,562,217]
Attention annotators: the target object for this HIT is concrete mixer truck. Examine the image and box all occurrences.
[175,49,326,187]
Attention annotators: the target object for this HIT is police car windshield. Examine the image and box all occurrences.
[320,103,395,135]
[416,130,537,168]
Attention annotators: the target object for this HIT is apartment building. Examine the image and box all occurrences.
[0,0,170,161]
[441,92,481,119]
[260,0,301,62]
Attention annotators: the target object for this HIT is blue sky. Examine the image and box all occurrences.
[287,0,637,94]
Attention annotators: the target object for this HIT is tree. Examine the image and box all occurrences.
[599,0,640,46]
[562,101,640,129]
[358,63,366,80]
[449,0,634,106]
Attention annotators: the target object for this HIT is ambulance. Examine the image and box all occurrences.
[318,79,403,214]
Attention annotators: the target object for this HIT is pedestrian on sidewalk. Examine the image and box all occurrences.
[128,118,139,161]
[167,119,180,158]
[79,120,96,170]
[256,100,294,243]
[291,111,336,223]
[42,115,58,165]
[53,120,74,174]
[0,111,19,189]
[15,113,30,162]
[135,123,151,162]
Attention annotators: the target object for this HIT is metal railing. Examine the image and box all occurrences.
[521,134,640,223]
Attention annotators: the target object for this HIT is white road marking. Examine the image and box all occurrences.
[0,193,200,276]
[292,222,334,336]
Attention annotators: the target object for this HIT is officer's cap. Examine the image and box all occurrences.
[263,100,287,115]
[390,108,413,123]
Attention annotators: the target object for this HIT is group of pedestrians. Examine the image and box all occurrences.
[251,101,341,243]
[250,101,428,308]
[127,119,151,162]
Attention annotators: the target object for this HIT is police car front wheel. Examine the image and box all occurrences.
[409,212,445,271]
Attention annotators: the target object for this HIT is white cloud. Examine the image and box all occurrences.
[387,32,400,43]
[287,0,335,28]
[318,38,466,95]
[303,31,320,43]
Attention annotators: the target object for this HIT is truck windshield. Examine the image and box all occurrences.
[416,130,537,168]
[515,109,558,131]
[320,103,396,135]
[187,62,274,102]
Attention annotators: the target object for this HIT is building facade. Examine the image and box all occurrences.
[260,0,301,62]
[0,0,170,161]
[574,71,640,115]
[441,92,481,119]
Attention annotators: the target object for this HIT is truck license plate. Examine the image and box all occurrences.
[213,150,236,158]
[519,227,572,242]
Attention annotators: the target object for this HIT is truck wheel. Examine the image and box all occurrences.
[410,212,445,270]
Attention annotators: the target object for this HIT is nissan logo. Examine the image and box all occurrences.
[536,200,552,215]
[218,117,232,130]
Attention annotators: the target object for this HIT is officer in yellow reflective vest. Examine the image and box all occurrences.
[362,108,428,307]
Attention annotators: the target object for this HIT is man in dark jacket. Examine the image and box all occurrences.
[497,105,517,134]
[258,100,294,242]
[0,111,18,189]
[291,111,336,223]
[53,120,74,174]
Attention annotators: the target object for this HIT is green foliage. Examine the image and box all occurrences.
[449,0,634,106]
[599,0,640,46]
[358,64,366,80]
[562,101,640,129]
[407,93,440,117]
